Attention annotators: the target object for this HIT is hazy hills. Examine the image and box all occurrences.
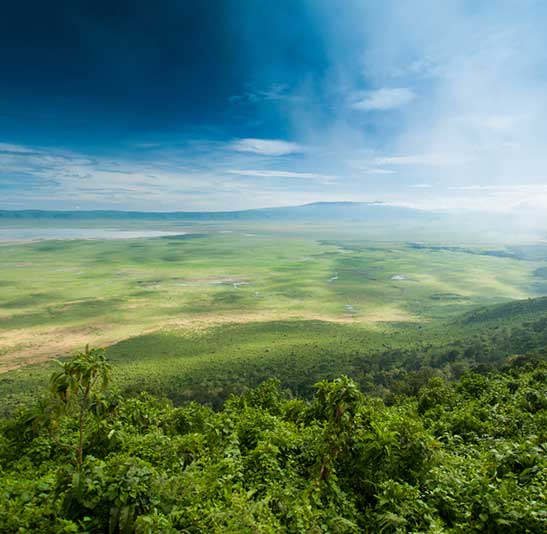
[0,201,436,222]
[2,201,545,244]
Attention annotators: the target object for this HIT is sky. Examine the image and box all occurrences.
[1,0,547,213]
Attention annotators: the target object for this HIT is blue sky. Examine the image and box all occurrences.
[1,0,547,214]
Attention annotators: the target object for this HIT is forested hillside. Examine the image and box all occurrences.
[2,296,547,532]
[3,295,547,417]
[1,342,547,532]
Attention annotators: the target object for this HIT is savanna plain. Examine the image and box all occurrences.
[1,214,547,532]
[2,218,545,406]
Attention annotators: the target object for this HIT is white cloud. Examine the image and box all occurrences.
[0,141,341,210]
[373,154,469,167]
[0,142,38,154]
[448,184,547,193]
[363,168,396,175]
[351,88,415,111]
[465,115,519,132]
[229,83,299,104]
[226,169,338,184]
[226,169,336,182]
[229,138,304,156]
[132,142,163,149]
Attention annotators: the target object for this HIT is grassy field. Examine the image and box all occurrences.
[1,220,546,412]
[3,295,547,415]
[1,227,544,367]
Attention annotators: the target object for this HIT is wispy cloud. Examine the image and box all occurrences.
[0,142,39,154]
[350,88,415,111]
[226,169,337,183]
[462,114,520,132]
[448,184,547,193]
[362,168,396,175]
[229,83,299,104]
[0,141,339,209]
[228,138,304,156]
[4,2,547,217]
[373,154,470,167]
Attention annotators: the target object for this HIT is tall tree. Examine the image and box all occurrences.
[50,345,111,467]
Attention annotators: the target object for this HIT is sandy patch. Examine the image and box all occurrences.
[0,307,418,373]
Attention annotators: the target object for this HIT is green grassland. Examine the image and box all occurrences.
[1,220,547,413]
[1,228,543,364]
[3,218,547,531]
[3,296,547,414]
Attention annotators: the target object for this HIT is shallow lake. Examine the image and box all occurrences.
[0,228,186,242]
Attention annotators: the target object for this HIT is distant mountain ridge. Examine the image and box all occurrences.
[0,202,436,222]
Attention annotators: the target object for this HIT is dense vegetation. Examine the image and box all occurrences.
[2,227,547,532]
[1,343,547,532]
[3,296,547,415]
[2,289,547,533]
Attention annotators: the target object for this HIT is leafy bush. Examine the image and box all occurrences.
[1,352,547,532]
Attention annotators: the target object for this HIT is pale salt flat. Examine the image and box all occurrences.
[0,228,186,242]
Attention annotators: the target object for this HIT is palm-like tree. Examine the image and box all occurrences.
[50,345,111,467]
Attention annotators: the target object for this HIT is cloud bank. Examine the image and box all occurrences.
[1,1,547,217]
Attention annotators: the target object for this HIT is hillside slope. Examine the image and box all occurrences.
[2,295,547,413]
[0,202,435,222]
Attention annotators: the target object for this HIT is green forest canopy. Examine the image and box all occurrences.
[1,345,547,533]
